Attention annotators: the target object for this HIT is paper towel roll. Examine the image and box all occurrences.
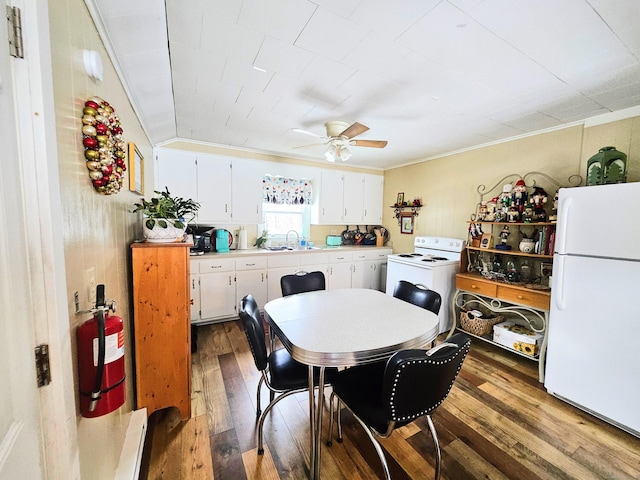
[238,228,248,250]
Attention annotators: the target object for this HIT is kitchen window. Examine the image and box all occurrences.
[260,174,313,244]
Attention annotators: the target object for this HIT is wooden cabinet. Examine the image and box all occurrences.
[363,173,384,224]
[197,154,232,223]
[235,256,268,308]
[131,242,191,420]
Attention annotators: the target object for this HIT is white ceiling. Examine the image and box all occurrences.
[91,0,640,169]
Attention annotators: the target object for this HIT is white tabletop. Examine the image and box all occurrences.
[263,288,439,367]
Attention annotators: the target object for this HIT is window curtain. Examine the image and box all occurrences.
[263,175,312,205]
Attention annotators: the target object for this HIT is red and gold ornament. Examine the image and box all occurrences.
[80,96,126,195]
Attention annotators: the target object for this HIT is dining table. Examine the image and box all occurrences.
[263,288,439,479]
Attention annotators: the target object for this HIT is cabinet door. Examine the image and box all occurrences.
[363,174,384,224]
[155,149,197,201]
[328,262,352,289]
[232,158,264,224]
[317,170,344,224]
[236,269,268,309]
[190,274,200,322]
[197,154,232,223]
[350,261,369,289]
[267,266,300,301]
[199,272,236,320]
[370,260,386,291]
[343,172,364,224]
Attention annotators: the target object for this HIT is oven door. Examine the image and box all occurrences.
[385,258,435,296]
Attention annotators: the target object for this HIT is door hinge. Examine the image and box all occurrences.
[35,344,51,387]
[6,6,24,59]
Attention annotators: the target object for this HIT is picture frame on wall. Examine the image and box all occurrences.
[396,192,405,206]
[400,213,414,234]
[129,142,144,194]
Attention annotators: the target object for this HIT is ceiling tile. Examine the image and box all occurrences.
[237,0,316,43]
[254,37,315,77]
[349,0,440,39]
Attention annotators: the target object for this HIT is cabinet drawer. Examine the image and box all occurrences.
[329,251,352,263]
[235,256,267,270]
[198,258,235,273]
[456,276,497,297]
[300,252,329,266]
[496,285,550,310]
[268,254,300,269]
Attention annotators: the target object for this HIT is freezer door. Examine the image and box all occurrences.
[545,255,640,434]
[556,183,640,260]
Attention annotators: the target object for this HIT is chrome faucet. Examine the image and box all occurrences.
[286,230,300,249]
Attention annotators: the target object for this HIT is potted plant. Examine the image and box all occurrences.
[133,187,200,243]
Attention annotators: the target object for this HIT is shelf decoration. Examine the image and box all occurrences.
[400,213,414,234]
[390,196,422,225]
[81,96,126,195]
[586,146,627,186]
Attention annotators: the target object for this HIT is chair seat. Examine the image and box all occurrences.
[268,348,338,390]
[331,364,407,434]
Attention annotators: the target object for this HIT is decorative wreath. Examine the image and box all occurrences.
[81,96,126,194]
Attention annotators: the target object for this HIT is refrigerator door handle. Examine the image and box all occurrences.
[557,196,572,254]
[555,255,566,311]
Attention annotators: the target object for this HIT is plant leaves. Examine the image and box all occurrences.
[145,218,156,229]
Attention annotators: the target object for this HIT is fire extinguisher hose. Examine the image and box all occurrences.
[89,286,107,412]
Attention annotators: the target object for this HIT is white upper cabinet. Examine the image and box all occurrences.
[314,169,344,224]
[155,148,265,224]
[343,172,364,224]
[156,149,197,201]
[363,173,384,224]
[197,153,232,223]
[231,157,263,224]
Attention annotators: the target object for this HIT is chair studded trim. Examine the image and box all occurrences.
[386,340,471,423]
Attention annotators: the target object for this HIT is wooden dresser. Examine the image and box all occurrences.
[131,242,191,420]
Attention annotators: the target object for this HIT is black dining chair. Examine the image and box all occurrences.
[394,280,442,316]
[326,332,471,480]
[280,270,326,297]
[238,294,336,454]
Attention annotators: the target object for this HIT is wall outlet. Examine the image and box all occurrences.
[85,267,96,304]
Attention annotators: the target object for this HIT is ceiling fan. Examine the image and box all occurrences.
[292,121,388,162]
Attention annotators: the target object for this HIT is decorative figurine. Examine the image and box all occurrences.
[486,199,497,222]
[507,206,520,223]
[511,178,528,219]
[496,225,512,250]
[498,184,513,220]
[531,186,549,222]
[522,202,534,223]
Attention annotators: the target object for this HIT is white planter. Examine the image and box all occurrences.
[143,219,187,243]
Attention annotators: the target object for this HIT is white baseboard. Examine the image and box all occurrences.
[114,408,148,480]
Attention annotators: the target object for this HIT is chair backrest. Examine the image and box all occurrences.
[381,333,471,424]
[393,280,442,315]
[238,294,268,372]
[280,270,326,297]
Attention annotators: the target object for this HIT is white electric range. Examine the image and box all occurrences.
[386,236,466,334]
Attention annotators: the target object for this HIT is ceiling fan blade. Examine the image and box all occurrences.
[291,128,324,138]
[350,139,388,148]
[339,122,369,139]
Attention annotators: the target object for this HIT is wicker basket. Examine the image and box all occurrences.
[459,308,503,336]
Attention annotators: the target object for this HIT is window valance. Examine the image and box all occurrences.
[263,175,312,205]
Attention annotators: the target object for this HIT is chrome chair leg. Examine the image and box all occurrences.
[427,415,442,480]
[256,376,265,417]
[257,388,306,454]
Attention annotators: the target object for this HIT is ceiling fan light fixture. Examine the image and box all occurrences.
[325,143,338,162]
[339,145,352,162]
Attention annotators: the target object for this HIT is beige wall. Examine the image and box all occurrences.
[48,0,153,477]
[382,120,640,254]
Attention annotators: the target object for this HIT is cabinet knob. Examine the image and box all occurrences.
[517,295,524,299]
[471,284,478,289]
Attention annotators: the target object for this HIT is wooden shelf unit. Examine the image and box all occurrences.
[131,241,192,420]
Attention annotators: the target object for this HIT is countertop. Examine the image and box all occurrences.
[189,244,392,259]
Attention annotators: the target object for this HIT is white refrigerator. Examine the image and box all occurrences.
[545,182,640,437]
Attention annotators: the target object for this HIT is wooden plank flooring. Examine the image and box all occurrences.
[140,320,640,479]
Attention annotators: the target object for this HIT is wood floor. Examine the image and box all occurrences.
[140,320,640,480]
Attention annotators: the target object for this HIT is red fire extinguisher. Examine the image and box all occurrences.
[77,284,126,417]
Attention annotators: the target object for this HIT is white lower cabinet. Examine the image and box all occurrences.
[192,248,391,322]
[266,254,301,301]
[328,252,353,290]
[197,258,236,323]
[235,256,268,308]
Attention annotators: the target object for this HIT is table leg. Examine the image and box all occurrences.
[313,366,325,480]
[308,366,316,479]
